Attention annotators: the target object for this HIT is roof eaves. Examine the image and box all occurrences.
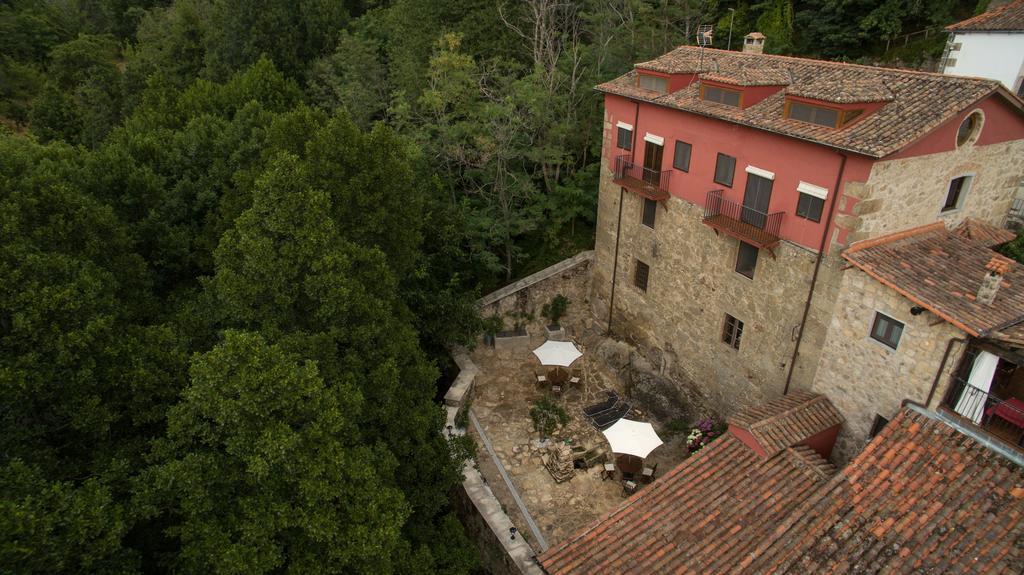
[842,252,981,337]
[594,83,883,158]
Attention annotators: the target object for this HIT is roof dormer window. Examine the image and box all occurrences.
[638,73,668,94]
[700,85,741,107]
[785,101,864,129]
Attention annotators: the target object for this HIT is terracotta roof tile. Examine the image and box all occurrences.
[538,434,833,574]
[729,391,845,456]
[954,217,1017,247]
[540,407,1024,574]
[598,47,1006,157]
[746,409,1024,574]
[843,222,1024,336]
[947,0,1024,32]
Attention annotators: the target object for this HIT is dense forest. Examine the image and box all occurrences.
[0,1,992,573]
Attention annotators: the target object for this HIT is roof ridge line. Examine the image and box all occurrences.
[647,45,1004,84]
[748,393,822,430]
[843,221,947,254]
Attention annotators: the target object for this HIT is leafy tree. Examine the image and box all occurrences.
[137,330,410,574]
[0,460,135,574]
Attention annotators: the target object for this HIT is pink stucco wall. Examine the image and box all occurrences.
[605,94,875,250]
[888,93,1024,159]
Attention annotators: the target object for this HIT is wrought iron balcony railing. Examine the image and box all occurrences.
[701,189,783,250]
[942,377,1024,447]
[612,155,671,200]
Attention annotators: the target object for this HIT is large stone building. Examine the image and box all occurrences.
[590,45,1024,461]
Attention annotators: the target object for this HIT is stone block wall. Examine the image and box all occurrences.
[480,252,595,343]
[589,155,846,418]
[809,267,967,463]
[841,139,1024,243]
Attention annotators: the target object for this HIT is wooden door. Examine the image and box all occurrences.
[742,174,773,228]
[642,142,663,184]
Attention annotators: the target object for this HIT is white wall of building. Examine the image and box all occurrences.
[944,32,1024,94]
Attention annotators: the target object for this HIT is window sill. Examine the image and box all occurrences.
[866,336,899,353]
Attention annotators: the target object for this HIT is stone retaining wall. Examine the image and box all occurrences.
[445,347,544,575]
[445,252,598,575]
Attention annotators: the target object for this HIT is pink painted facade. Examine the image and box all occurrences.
[605,93,874,250]
[605,90,1024,251]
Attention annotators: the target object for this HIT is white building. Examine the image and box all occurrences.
[942,0,1024,96]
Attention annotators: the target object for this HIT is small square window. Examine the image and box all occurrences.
[641,197,657,228]
[634,259,650,292]
[617,126,632,151]
[673,140,692,172]
[722,314,744,349]
[796,192,825,222]
[735,242,758,279]
[714,153,736,187]
[942,176,971,212]
[870,312,904,349]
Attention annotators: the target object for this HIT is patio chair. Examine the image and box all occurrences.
[641,462,658,484]
[569,368,581,387]
[583,390,619,418]
[601,461,616,481]
[592,401,632,431]
[622,480,638,496]
[551,384,563,397]
[534,370,548,386]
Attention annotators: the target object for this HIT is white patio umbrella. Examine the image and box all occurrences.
[531,340,583,368]
[602,418,663,459]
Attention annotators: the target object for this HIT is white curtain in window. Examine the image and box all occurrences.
[954,350,999,424]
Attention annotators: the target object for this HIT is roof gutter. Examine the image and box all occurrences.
[784,152,847,395]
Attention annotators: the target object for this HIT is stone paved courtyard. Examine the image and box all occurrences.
[467,325,691,548]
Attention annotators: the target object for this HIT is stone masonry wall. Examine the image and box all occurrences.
[809,267,967,464]
[480,254,595,342]
[589,152,846,418]
[840,139,1024,243]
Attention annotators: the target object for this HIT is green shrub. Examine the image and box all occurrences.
[529,396,569,438]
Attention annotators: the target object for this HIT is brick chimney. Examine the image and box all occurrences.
[978,256,1010,305]
[743,32,765,54]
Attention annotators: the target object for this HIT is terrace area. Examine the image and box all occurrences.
[466,326,698,549]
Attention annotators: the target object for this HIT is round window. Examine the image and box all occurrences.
[956,111,982,147]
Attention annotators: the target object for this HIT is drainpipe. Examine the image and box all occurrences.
[783,152,847,395]
[925,337,967,408]
[607,100,642,334]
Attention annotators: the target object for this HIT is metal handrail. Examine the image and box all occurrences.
[613,154,671,194]
[703,189,783,237]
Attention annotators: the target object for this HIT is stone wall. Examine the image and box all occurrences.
[589,153,847,418]
[480,252,595,342]
[840,138,1024,243]
[444,347,544,575]
[809,267,967,463]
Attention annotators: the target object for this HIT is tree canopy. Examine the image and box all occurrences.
[0,0,991,572]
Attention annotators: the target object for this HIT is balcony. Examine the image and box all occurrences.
[702,190,783,252]
[942,377,1024,448]
[612,155,671,201]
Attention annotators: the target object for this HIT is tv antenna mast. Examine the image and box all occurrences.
[696,25,713,70]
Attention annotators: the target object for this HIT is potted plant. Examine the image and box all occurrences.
[482,315,503,347]
[542,294,570,338]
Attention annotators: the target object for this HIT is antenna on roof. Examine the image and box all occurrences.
[696,25,713,70]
